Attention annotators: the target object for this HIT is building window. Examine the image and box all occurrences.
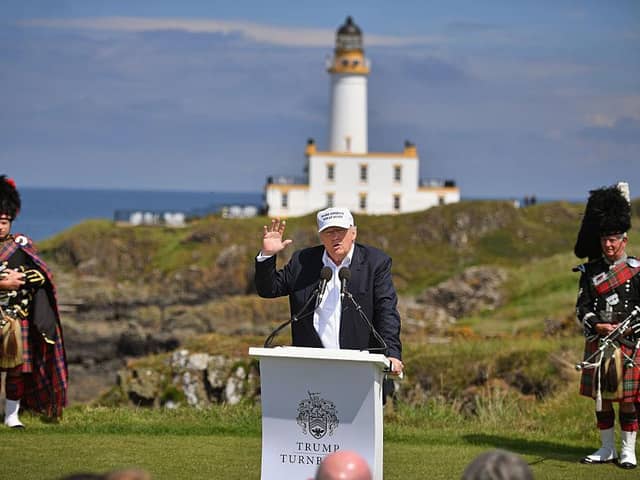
[327,164,335,181]
[393,194,401,211]
[359,164,368,182]
[438,196,445,205]
[281,192,288,208]
[359,193,367,211]
[326,192,334,208]
[393,165,402,182]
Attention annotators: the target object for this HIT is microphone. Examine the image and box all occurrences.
[338,267,351,299]
[264,267,331,347]
[315,266,333,309]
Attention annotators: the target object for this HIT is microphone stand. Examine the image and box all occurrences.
[264,287,320,348]
[341,290,388,355]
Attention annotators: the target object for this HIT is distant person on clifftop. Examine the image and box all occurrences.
[254,207,403,383]
[574,182,639,469]
[0,175,68,428]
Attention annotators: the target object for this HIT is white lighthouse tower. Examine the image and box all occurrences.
[327,16,369,154]
[263,17,460,217]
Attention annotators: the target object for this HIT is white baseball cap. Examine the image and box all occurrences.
[317,207,355,232]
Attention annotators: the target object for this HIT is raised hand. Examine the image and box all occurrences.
[261,218,293,256]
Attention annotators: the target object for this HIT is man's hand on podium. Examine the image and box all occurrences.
[387,357,404,377]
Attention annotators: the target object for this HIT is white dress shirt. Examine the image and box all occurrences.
[313,245,354,349]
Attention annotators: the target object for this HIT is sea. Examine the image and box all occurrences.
[10,187,583,242]
[11,187,263,241]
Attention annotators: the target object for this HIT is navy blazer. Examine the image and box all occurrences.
[255,243,402,360]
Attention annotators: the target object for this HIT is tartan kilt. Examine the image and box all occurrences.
[20,315,33,372]
[579,338,640,402]
[1,317,68,418]
[22,321,68,418]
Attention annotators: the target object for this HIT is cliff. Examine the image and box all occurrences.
[34,198,639,404]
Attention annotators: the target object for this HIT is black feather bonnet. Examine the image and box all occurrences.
[0,175,21,220]
[574,183,631,260]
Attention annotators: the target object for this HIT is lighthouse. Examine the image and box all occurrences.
[263,17,460,217]
[327,16,369,154]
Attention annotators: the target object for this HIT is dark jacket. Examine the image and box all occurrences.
[255,243,402,360]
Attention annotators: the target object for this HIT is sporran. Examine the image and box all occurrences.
[0,306,23,369]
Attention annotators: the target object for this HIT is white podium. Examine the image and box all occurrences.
[249,346,389,480]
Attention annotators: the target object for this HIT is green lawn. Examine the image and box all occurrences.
[1,395,636,480]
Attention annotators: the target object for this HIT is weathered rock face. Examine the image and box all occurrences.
[401,266,508,335]
[90,264,510,408]
[51,244,290,405]
[59,294,287,404]
[22,198,620,414]
[416,266,508,318]
[44,200,588,405]
[115,350,260,408]
[58,261,509,404]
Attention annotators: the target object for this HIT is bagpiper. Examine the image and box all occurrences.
[0,175,68,427]
[574,182,639,469]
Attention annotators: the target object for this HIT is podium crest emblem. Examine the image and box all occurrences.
[296,391,339,439]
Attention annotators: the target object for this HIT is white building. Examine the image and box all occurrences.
[265,17,460,217]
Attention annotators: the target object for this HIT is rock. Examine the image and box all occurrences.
[123,367,163,407]
[224,366,247,405]
[400,300,456,334]
[110,348,260,408]
[171,349,190,370]
[187,353,210,370]
[416,266,507,320]
[206,356,232,390]
[180,371,208,408]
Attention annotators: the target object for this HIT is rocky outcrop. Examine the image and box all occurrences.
[401,266,508,335]
[416,266,508,318]
[59,262,509,404]
[37,200,592,404]
[115,350,260,408]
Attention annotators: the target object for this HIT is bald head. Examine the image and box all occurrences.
[315,450,372,480]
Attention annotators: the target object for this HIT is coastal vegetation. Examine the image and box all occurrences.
[5,198,638,478]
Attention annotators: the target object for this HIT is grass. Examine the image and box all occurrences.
[1,392,634,480]
[459,251,580,335]
[23,199,640,478]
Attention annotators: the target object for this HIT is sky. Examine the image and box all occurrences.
[1,1,639,200]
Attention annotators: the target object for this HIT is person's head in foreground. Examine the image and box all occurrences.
[461,449,533,480]
[315,450,372,480]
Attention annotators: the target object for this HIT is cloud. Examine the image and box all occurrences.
[4,11,639,199]
[578,116,640,145]
[371,50,472,89]
[20,16,443,48]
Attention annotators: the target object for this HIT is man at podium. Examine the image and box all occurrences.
[254,207,403,377]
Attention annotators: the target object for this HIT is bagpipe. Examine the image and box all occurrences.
[575,306,640,371]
